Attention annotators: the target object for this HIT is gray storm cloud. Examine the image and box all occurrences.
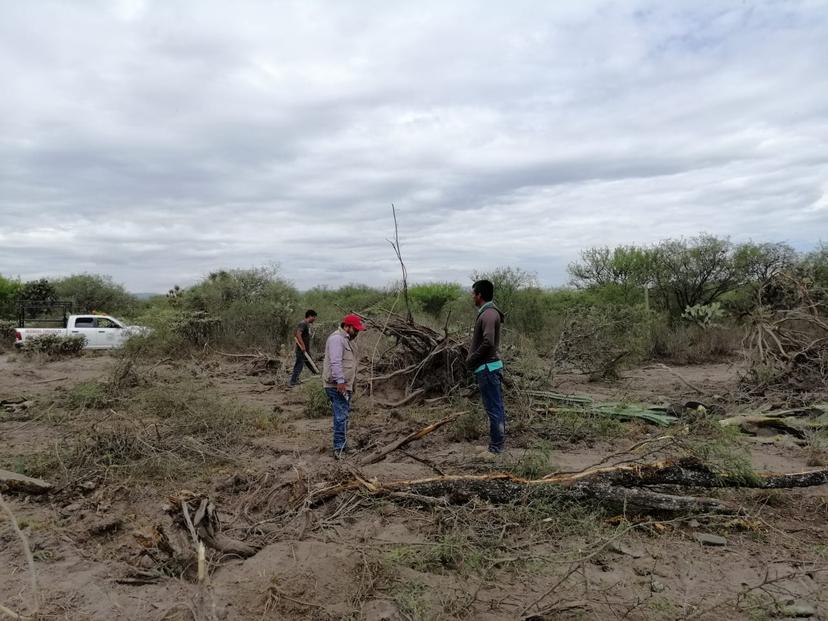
[1,1,826,291]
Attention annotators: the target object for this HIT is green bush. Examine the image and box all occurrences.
[0,319,16,349]
[53,273,137,316]
[409,282,463,318]
[649,321,742,364]
[0,275,20,320]
[172,310,222,346]
[302,383,330,418]
[553,305,652,379]
[23,334,86,356]
[64,381,113,410]
[183,267,298,350]
[301,284,394,322]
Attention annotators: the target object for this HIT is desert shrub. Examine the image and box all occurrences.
[47,382,274,480]
[172,310,222,346]
[553,305,651,379]
[301,284,395,326]
[52,273,137,316]
[532,409,624,446]
[800,244,828,302]
[18,278,57,306]
[0,319,16,349]
[409,282,463,318]
[506,441,556,478]
[471,266,538,312]
[64,381,114,410]
[182,267,298,350]
[22,334,86,356]
[0,275,20,319]
[126,267,299,355]
[447,408,484,442]
[302,383,330,418]
[649,321,743,364]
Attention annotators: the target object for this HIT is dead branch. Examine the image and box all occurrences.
[360,412,461,465]
[387,204,414,324]
[31,376,68,385]
[655,363,706,395]
[0,493,39,617]
[0,470,52,495]
[742,273,828,398]
[362,312,470,398]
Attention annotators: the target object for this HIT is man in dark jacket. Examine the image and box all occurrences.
[466,279,506,454]
[289,309,318,387]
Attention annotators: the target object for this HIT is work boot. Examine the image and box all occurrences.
[475,447,501,462]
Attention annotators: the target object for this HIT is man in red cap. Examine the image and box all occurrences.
[322,313,365,458]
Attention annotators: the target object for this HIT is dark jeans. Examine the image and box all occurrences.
[477,368,506,452]
[325,387,351,451]
[289,348,310,385]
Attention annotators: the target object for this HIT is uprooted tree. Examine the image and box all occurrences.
[366,313,469,405]
[741,273,828,399]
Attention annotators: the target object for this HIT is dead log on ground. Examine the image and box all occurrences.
[0,469,52,495]
[306,458,828,515]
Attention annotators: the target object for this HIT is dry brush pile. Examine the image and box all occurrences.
[741,274,828,400]
[365,313,470,406]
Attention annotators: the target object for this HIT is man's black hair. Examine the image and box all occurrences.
[305,309,318,318]
[472,279,494,302]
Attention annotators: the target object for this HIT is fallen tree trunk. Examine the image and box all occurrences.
[307,458,828,515]
[372,478,736,514]
[539,457,828,489]
[0,469,52,495]
[719,415,808,439]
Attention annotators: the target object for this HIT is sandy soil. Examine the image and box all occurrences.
[1,350,826,620]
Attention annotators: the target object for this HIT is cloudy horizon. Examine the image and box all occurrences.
[1,1,827,293]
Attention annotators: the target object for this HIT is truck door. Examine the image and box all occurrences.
[95,317,125,348]
[70,317,98,347]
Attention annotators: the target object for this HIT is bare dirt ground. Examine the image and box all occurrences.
[1,350,826,620]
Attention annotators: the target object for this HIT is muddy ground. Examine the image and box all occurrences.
[1,349,826,620]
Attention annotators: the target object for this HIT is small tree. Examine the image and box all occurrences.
[53,273,137,315]
[649,235,741,316]
[410,282,463,319]
[470,266,538,313]
[181,266,299,349]
[799,244,828,298]
[733,241,798,285]
[568,245,654,305]
[18,278,57,305]
[0,275,20,319]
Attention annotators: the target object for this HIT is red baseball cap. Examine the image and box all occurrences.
[342,313,365,331]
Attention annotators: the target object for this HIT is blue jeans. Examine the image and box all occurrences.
[289,349,310,385]
[477,368,506,452]
[325,388,351,451]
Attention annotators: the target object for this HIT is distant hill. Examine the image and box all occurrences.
[132,292,161,300]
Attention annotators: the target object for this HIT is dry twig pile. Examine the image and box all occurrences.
[742,274,828,398]
[366,313,469,405]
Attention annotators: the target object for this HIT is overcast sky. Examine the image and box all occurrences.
[1,1,827,292]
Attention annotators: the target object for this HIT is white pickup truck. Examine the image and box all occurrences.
[15,315,150,350]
